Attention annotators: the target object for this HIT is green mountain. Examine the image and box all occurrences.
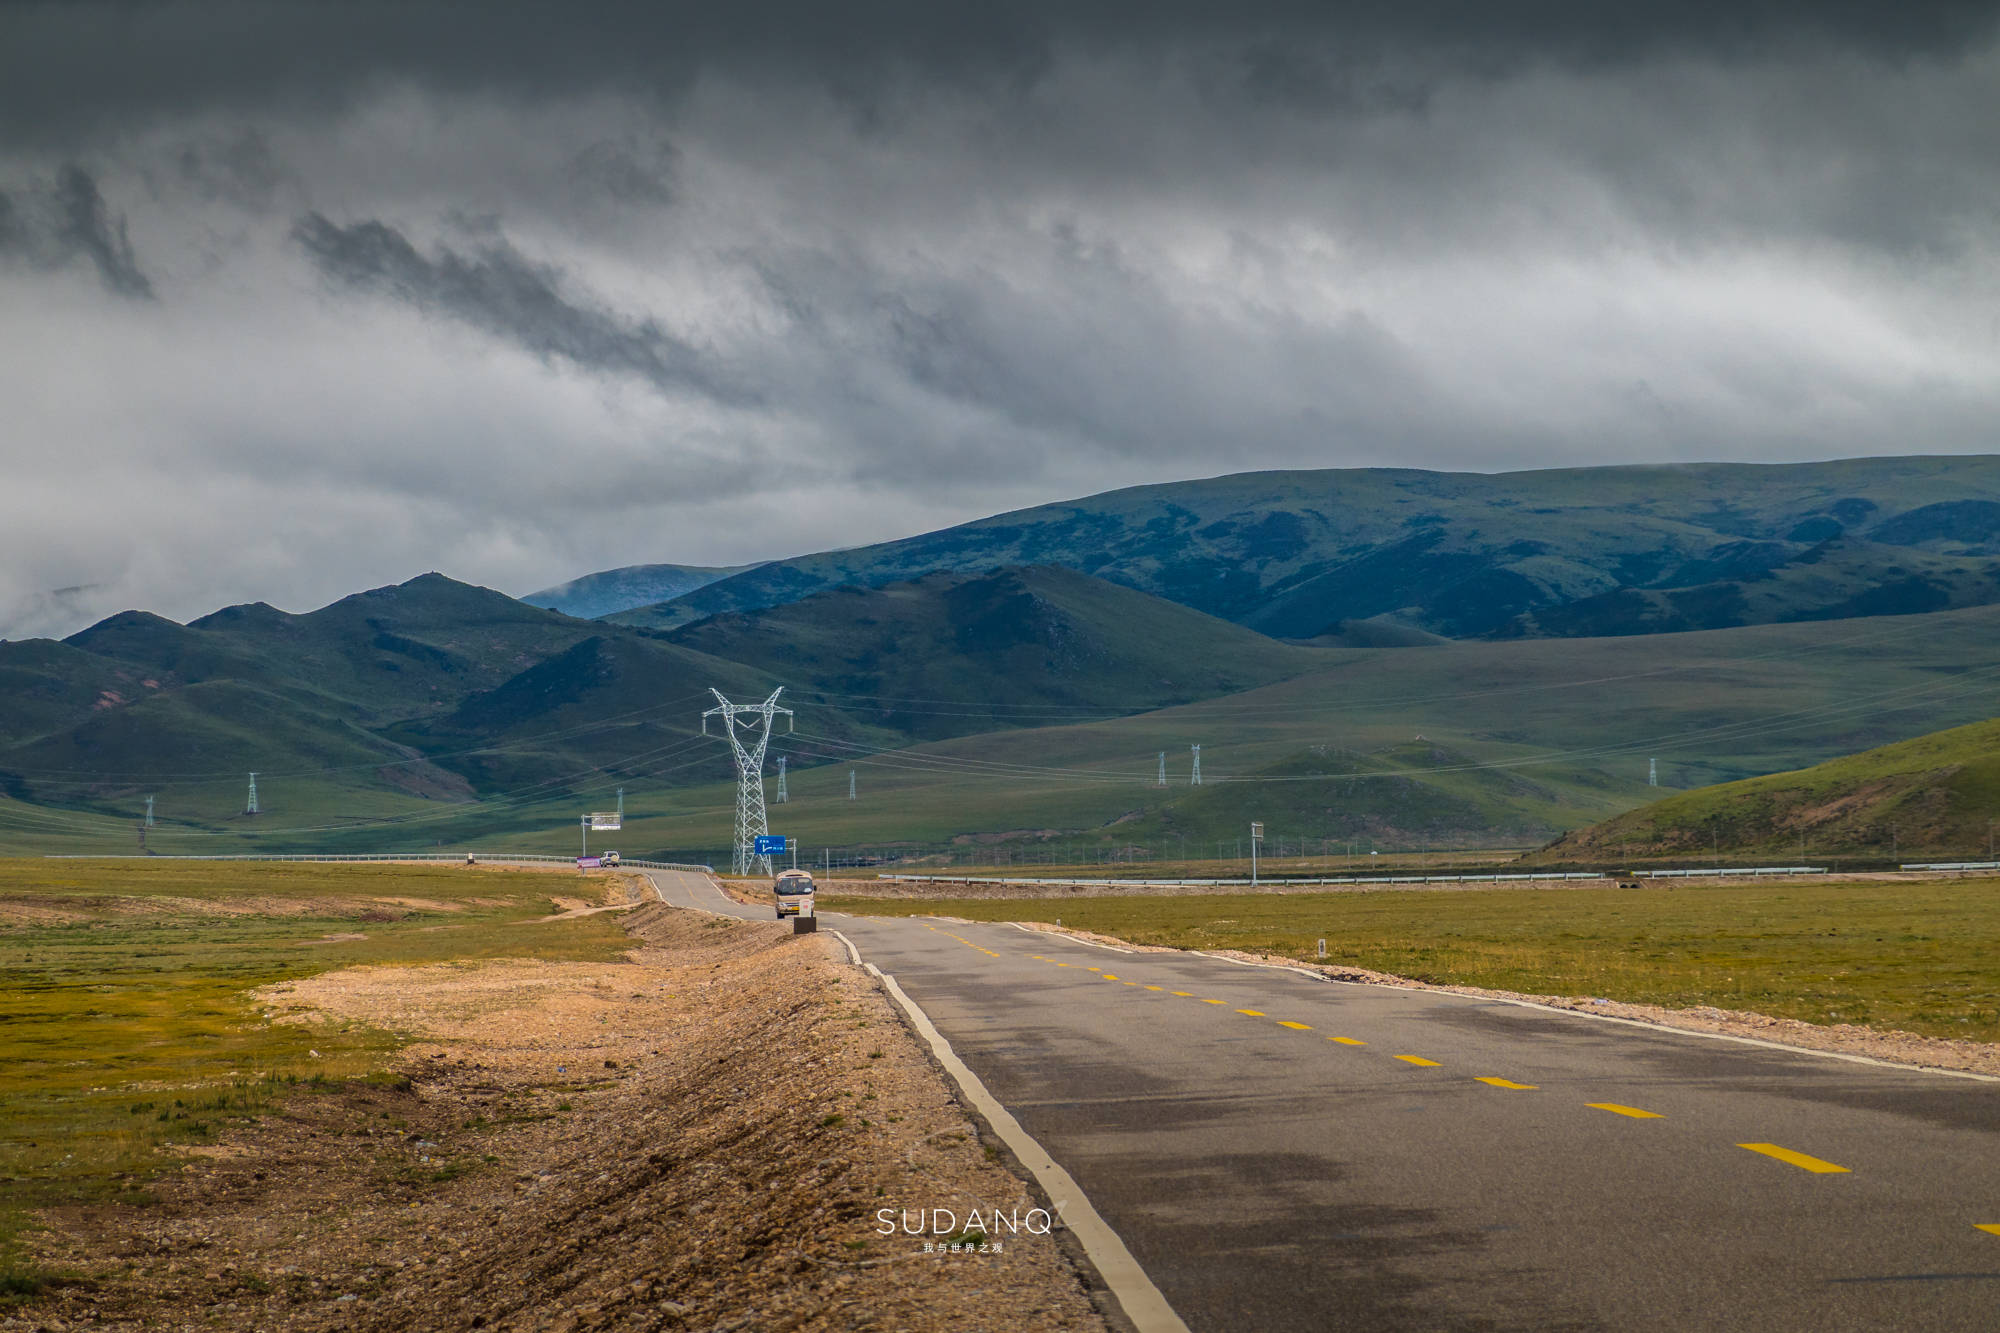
[522,561,761,619]
[607,457,2000,640]
[663,566,1328,740]
[1536,717,2000,863]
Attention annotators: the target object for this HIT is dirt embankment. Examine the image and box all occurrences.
[21,904,1107,1332]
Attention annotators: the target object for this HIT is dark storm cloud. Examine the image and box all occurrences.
[2,1,1996,143]
[0,164,154,298]
[292,213,751,405]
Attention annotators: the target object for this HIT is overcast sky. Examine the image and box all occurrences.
[3,2,1999,638]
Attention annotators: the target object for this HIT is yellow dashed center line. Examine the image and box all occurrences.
[1394,1055,1442,1067]
[1143,985,1165,991]
[1101,974,1120,981]
[1587,1103,1662,1119]
[1200,998,1226,1005]
[1976,1224,2000,1237]
[1329,1037,1366,1046]
[1475,1077,1537,1090]
[1277,1021,1313,1031]
[1122,981,1142,986]
[1738,1143,1850,1174]
[1171,991,1194,997]
[1236,1008,1267,1017]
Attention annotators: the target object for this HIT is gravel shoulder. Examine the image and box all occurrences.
[18,901,1109,1332]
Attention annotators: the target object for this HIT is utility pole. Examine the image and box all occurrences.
[245,773,258,816]
[144,795,154,828]
[1190,744,1202,786]
[1649,758,1658,788]
[776,757,788,804]
[702,687,793,876]
[1156,752,1167,787]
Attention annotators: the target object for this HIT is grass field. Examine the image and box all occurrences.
[0,859,633,1300]
[830,878,2000,1043]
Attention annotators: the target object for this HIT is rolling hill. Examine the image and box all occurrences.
[606,456,2000,639]
[663,566,1329,739]
[1536,717,2000,863]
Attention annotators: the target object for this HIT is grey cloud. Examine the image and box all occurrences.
[292,212,752,405]
[53,165,155,298]
[0,164,154,298]
[2,2,1996,145]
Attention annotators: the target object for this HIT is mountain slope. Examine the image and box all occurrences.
[662,566,1329,739]
[522,562,761,619]
[1538,717,2000,862]
[607,456,2000,640]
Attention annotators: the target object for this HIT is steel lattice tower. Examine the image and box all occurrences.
[776,756,788,803]
[1190,744,1202,786]
[1156,752,1167,787]
[702,688,792,875]
[245,773,259,816]
[144,795,154,828]
[1648,758,1658,787]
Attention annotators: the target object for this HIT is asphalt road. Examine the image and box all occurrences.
[645,872,2000,1331]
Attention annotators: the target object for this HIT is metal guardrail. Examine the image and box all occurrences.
[1901,861,2000,871]
[878,871,1610,888]
[1632,866,1825,878]
[39,852,715,872]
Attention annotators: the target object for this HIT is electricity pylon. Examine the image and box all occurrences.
[1156,752,1167,787]
[245,773,259,816]
[776,756,788,803]
[616,786,625,818]
[702,688,792,875]
[1648,758,1658,787]
[1190,744,1202,786]
[144,795,154,828]
[849,769,857,800]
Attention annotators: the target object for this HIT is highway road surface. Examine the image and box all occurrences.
[645,870,2000,1331]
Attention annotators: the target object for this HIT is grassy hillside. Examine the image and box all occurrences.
[608,456,2000,640]
[665,566,1329,739]
[1112,741,1589,852]
[1539,717,2000,863]
[521,561,760,619]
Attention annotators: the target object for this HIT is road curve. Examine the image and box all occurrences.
[645,873,2000,1331]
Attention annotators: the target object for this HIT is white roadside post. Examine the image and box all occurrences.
[1251,821,1263,886]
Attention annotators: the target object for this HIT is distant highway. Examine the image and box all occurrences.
[645,871,2000,1331]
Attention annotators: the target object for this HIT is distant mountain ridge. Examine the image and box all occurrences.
[522,561,761,619]
[604,456,2000,639]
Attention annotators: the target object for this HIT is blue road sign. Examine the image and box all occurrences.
[753,835,787,855]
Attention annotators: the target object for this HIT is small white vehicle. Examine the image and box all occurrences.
[602,850,621,867]
[773,868,815,918]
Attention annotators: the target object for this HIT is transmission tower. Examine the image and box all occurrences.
[776,756,788,803]
[848,769,857,800]
[144,795,155,828]
[616,786,625,818]
[1648,758,1658,787]
[1156,752,1167,787]
[702,688,792,875]
[245,773,259,816]
[1190,744,1202,786]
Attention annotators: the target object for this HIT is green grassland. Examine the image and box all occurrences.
[1542,716,2000,863]
[0,859,632,1295]
[831,879,2000,1042]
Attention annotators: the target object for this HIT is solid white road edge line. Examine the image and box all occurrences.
[1010,922,1132,953]
[862,958,1190,1333]
[828,928,864,967]
[1193,949,2000,1085]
